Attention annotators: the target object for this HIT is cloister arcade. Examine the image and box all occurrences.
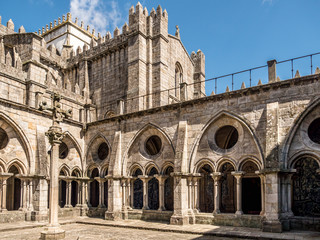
[0,107,319,229]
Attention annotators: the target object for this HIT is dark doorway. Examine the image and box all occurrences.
[71,181,78,207]
[133,168,143,209]
[164,166,174,211]
[90,168,99,207]
[59,180,67,208]
[148,167,159,210]
[242,178,261,214]
[292,157,320,217]
[199,164,214,213]
[7,165,21,211]
[220,162,236,213]
[104,168,108,207]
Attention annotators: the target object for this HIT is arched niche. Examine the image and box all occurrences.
[122,123,175,176]
[189,111,263,174]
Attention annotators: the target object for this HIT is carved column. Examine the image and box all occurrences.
[140,176,150,210]
[76,180,81,207]
[155,175,167,211]
[211,172,222,214]
[65,179,72,208]
[192,175,201,213]
[19,179,27,211]
[121,178,127,210]
[95,177,106,208]
[126,177,132,209]
[187,176,193,211]
[232,171,244,215]
[256,171,265,216]
[0,174,12,212]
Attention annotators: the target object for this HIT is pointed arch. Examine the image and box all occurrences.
[161,161,174,174]
[288,151,320,169]
[0,111,34,174]
[194,158,216,173]
[189,110,264,173]
[282,97,320,168]
[63,131,83,160]
[71,166,82,177]
[59,164,70,176]
[238,156,262,172]
[121,123,175,176]
[145,162,160,176]
[216,158,237,172]
[129,163,144,176]
[86,164,99,177]
[7,159,25,174]
[85,132,111,164]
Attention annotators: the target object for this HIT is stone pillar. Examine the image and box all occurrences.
[232,171,244,215]
[130,178,135,209]
[126,178,132,209]
[0,174,12,212]
[155,175,167,211]
[65,180,72,208]
[41,127,66,239]
[187,176,193,211]
[19,179,27,211]
[267,59,277,83]
[256,171,265,216]
[211,173,222,214]
[105,176,122,221]
[140,176,150,210]
[28,179,34,211]
[121,178,126,210]
[193,175,201,213]
[262,170,282,233]
[95,177,106,208]
[87,179,92,207]
[170,173,189,225]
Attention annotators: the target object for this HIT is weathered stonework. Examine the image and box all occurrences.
[0,2,319,234]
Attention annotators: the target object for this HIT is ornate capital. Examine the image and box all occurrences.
[45,126,64,144]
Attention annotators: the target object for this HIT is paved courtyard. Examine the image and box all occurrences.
[0,218,319,240]
[0,223,240,240]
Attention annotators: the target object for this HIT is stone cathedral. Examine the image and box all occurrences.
[0,2,319,233]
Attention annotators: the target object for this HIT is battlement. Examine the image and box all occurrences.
[128,2,168,37]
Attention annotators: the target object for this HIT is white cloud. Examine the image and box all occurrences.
[70,0,123,35]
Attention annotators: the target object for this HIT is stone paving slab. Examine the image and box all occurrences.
[76,218,320,240]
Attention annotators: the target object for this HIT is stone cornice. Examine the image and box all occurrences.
[87,73,320,128]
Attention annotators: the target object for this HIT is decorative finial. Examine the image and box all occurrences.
[175,25,180,39]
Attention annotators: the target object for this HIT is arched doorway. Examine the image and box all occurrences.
[241,161,261,215]
[292,157,320,217]
[6,165,21,211]
[199,164,214,213]
[71,170,79,207]
[132,168,143,209]
[90,168,99,207]
[59,170,67,208]
[220,162,236,213]
[164,166,174,211]
[148,167,159,210]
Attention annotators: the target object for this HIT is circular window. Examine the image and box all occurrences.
[59,142,69,159]
[98,142,109,160]
[308,118,320,144]
[145,135,162,156]
[0,128,8,150]
[215,125,238,149]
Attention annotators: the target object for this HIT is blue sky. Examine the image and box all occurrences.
[1,0,320,95]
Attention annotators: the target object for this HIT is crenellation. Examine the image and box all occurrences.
[7,19,14,31]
